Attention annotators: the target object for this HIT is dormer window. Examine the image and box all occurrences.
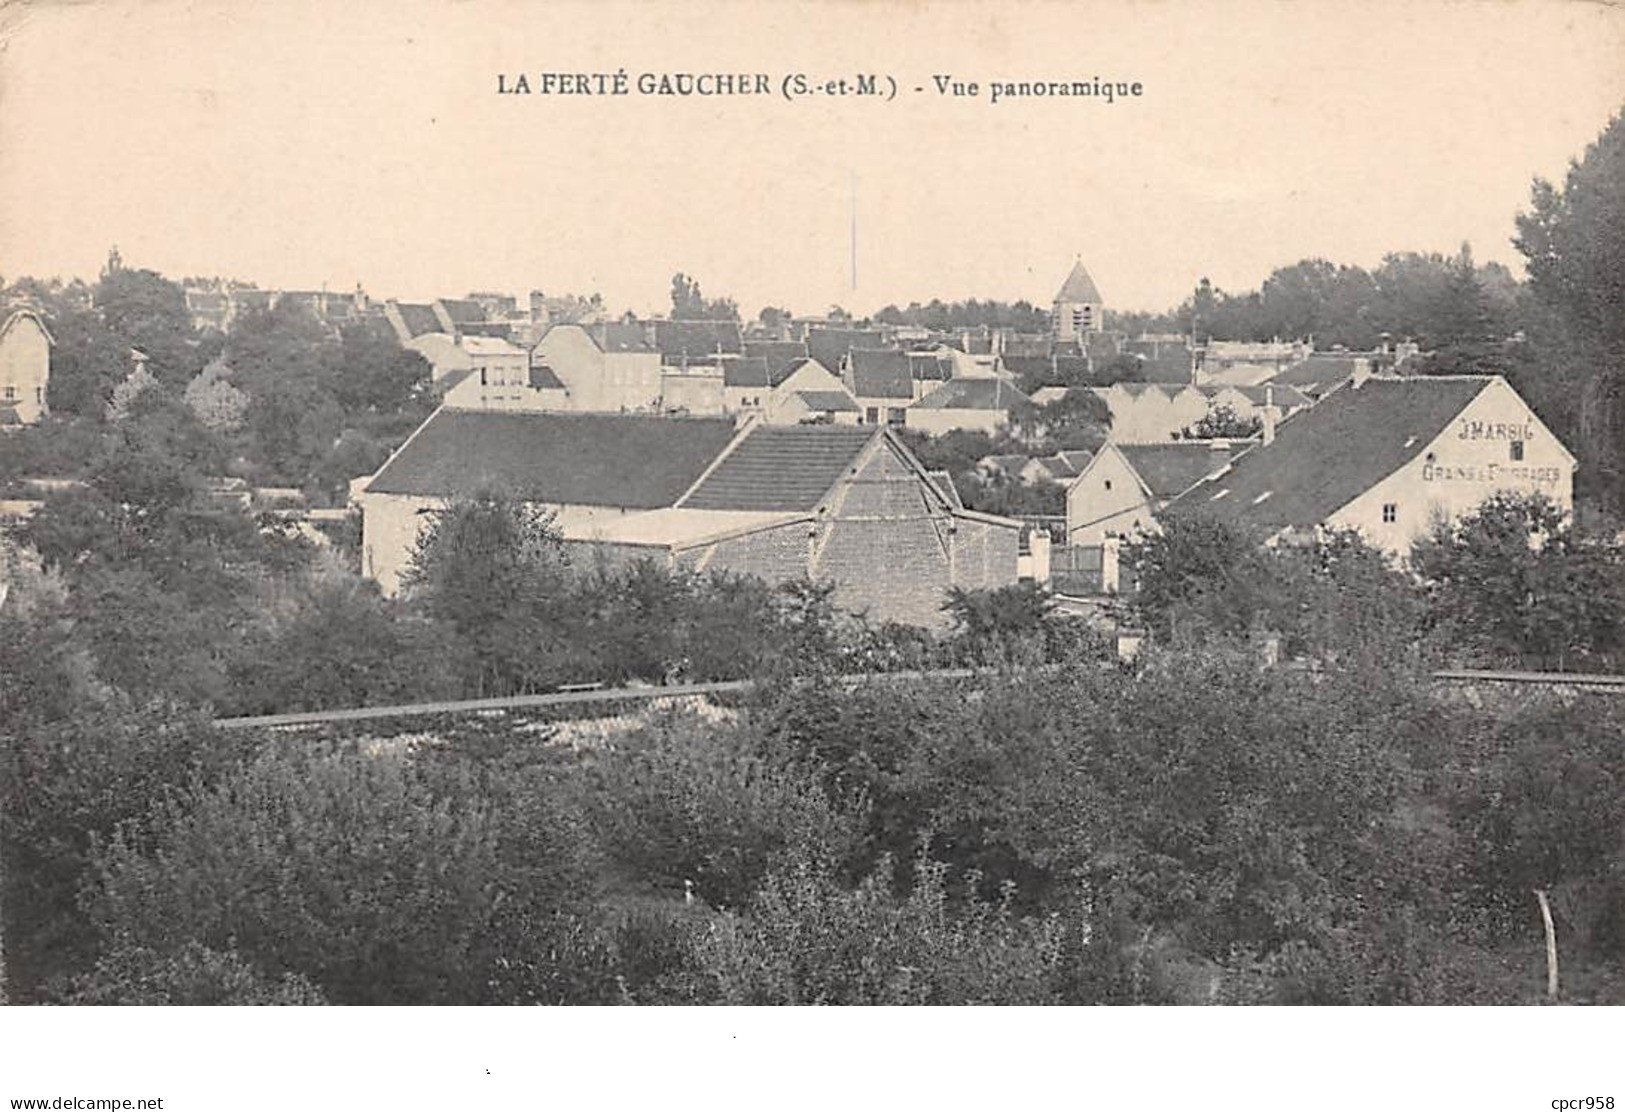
[1251,491,1272,505]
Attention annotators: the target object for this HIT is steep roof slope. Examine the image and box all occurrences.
[1172,377,1493,529]
[846,349,913,399]
[680,424,878,512]
[1055,259,1103,303]
[909,377,1035,412]
[1118,442,1243,498]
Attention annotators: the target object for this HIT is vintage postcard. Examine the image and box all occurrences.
[1,0,1624,1108]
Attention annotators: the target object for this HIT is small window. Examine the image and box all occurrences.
[35,386,43,404]
[1382,503,1398,524]
[2,385,14,400]
[887,407,907,427]
[1103,479,1113,491]
[1510,441,1525,461]
[865,407,879,425]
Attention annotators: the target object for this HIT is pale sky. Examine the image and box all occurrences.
[2,0,1622,316]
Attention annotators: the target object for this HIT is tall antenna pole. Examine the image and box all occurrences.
[849,170,858,292]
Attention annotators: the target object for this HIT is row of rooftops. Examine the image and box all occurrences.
[1087,373,1575,536]
[364,410,971,523]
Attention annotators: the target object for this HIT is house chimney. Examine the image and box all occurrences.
[1262,384,1278,445]
[1351,357,1372,389]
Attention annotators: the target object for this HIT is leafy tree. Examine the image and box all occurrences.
[1515,107,1625,358]
[182,358,249,433]
[0,697,256,999]
[1412,491,1625,669]
[943,581,1056,664]
[38,303,127,417]
[1415,244,1511,375]
[1034,388,1112,452]
[1512,107,1625,509]
[1181,403,1261,440]
[694,854,1066,1004]
[65,941,327,1005]
[225,566,455,716]
[756,305,793,333]
[93,265,200,386]
[331,325,431,414]
[401,489,581,695]
[582,711,860,911]
[1094,353,1148,386]
[85,744,544,1004]
[670,272,740,321]
[1127,511,1260,640]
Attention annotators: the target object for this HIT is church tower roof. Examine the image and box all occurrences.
[1055,258,1103,304]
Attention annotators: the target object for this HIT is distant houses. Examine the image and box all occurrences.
[0,308,53,426]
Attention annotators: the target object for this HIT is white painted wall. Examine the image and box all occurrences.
[0,316,50,424]
[1330,378,1576,557]
[1066,446,1158,545]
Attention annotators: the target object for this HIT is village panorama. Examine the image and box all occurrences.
[1,111,1623,1009]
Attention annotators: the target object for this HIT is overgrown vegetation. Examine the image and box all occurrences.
[0,109,1621,1007]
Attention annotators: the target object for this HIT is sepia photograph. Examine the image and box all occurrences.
[1,0,1624,1106]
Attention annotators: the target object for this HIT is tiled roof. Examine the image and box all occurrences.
[908,352,952,381]
[342,315,398,344]
[1038,452,1089,480]
[460,321,518,341]
[435,368,477,394]
[1118,442,1242,499]
[807,328,889,373]
[1265,356,1362,398]
[396,303,443,338]
[681,424,877,512]
[723,356,801,389]
[927,470,964,510]
[1055,259,1103,303]
[529,364,566,390]
[654,320,744,361]
[847,349,913,399]
[588,322,655,354]
[366,410,737,507]
[910,377,1035,412]
[437,299,487,325]
[743,340,810,379]
[1000,355,1051,382]
[1171,377,1493,531]
[1204,383,1312,410]
[796,389,859,412]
